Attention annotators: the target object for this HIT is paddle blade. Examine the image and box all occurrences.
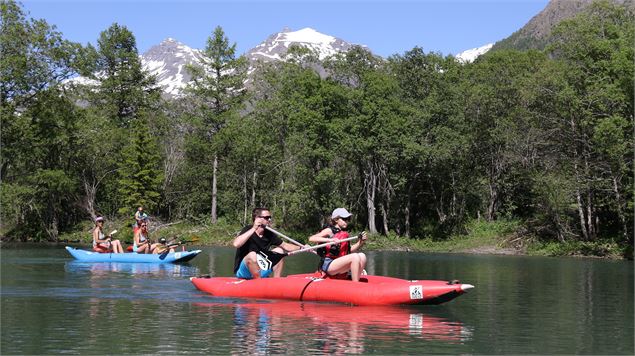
[158,248,171,260]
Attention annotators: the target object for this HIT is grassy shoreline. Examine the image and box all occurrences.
[1,218,629,260]
[36,218,629,260]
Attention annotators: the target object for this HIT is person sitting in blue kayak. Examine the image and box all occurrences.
[308,208,368,282]
[133,219,158,254]
[233,207,304,279]
[92,216,124,253]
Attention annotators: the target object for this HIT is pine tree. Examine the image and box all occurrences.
[117,118,163,216]
[184,26,247,223]
[89,23,159,128]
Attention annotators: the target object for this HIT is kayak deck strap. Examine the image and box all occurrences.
[299,278,318,302]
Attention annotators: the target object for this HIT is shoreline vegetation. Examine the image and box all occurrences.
[3,218,630,260]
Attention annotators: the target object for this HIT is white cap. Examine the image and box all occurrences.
[331,208,352,219]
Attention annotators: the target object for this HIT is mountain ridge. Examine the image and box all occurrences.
[492,0,634,51]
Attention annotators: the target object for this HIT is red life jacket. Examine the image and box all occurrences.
[317,226,350,259]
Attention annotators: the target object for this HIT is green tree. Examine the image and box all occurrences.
[116,117,163,216]
[88,23,159,128]
[326,46,405,235]
[1,0,84,240]
[536,0,634,242]
[389,48,473,237]
[184,26,247,223]
[463,50,546,222]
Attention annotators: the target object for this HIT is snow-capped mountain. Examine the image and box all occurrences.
[137,27,358,97]
[142,38,205,97]
[246,27,356,62]
[455,43,493,63]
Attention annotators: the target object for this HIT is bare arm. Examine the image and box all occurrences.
[279,241,304,252]
[233,226,255,248]
[93,228,109,243]
[134,229,150,246]
[308,228,333,244]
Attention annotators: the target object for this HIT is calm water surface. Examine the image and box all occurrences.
[1,245,633,354]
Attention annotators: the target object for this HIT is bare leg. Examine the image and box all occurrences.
[111,240,123,253]
[244,252,262,279]
[349,254,361,282]
[273,258,284,278]
[359,253,367,273]
[327,254,363,282]
[270,247,285,278]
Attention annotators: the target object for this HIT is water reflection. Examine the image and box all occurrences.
[64,261,200,277]
[194,301,471,354]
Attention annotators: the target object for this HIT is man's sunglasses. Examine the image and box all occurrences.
[258,215,273,221]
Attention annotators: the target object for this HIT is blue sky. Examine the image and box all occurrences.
[22,0,549,57]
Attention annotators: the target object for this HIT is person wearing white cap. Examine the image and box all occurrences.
[92,216,123,253]
[308,208,368,282]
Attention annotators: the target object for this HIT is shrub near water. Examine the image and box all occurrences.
[528,240,626,258]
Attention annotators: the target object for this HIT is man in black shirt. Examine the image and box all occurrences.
[233,207,304,279]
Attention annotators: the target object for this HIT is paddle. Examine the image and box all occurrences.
[286,234,362,256]
[264,226,317,255]
[158,236,200,259]
[255,234,362,270]
[264,226,306,248]
[256,234,359,270]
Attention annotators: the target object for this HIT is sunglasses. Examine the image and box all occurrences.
[258,215,273,221]
[340,217,351,222]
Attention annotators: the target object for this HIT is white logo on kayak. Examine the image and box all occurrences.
[256,252,272,270]
[174,252,181,259]
[409,285,423,299]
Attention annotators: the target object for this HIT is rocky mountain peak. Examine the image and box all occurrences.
[142,38,204,97]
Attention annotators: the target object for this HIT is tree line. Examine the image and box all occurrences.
[1,0,632,250]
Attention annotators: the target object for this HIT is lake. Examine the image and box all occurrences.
[1,245,633,354]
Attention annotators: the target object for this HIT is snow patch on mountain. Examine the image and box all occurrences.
[456,43,493,63]
[246,27,356,62]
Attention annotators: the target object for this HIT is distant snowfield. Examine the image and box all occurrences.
[456,43,493,63]
[279,28,336,45]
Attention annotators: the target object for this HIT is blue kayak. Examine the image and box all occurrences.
[65,246,202,263]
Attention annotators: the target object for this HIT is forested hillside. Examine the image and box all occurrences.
[1,0,632,257]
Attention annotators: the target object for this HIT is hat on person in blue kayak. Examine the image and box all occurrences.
[331,208,352,219]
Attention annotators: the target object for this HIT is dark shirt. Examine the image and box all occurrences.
[233,225,283,273]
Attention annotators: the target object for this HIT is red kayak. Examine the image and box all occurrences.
[190,273,474,306]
